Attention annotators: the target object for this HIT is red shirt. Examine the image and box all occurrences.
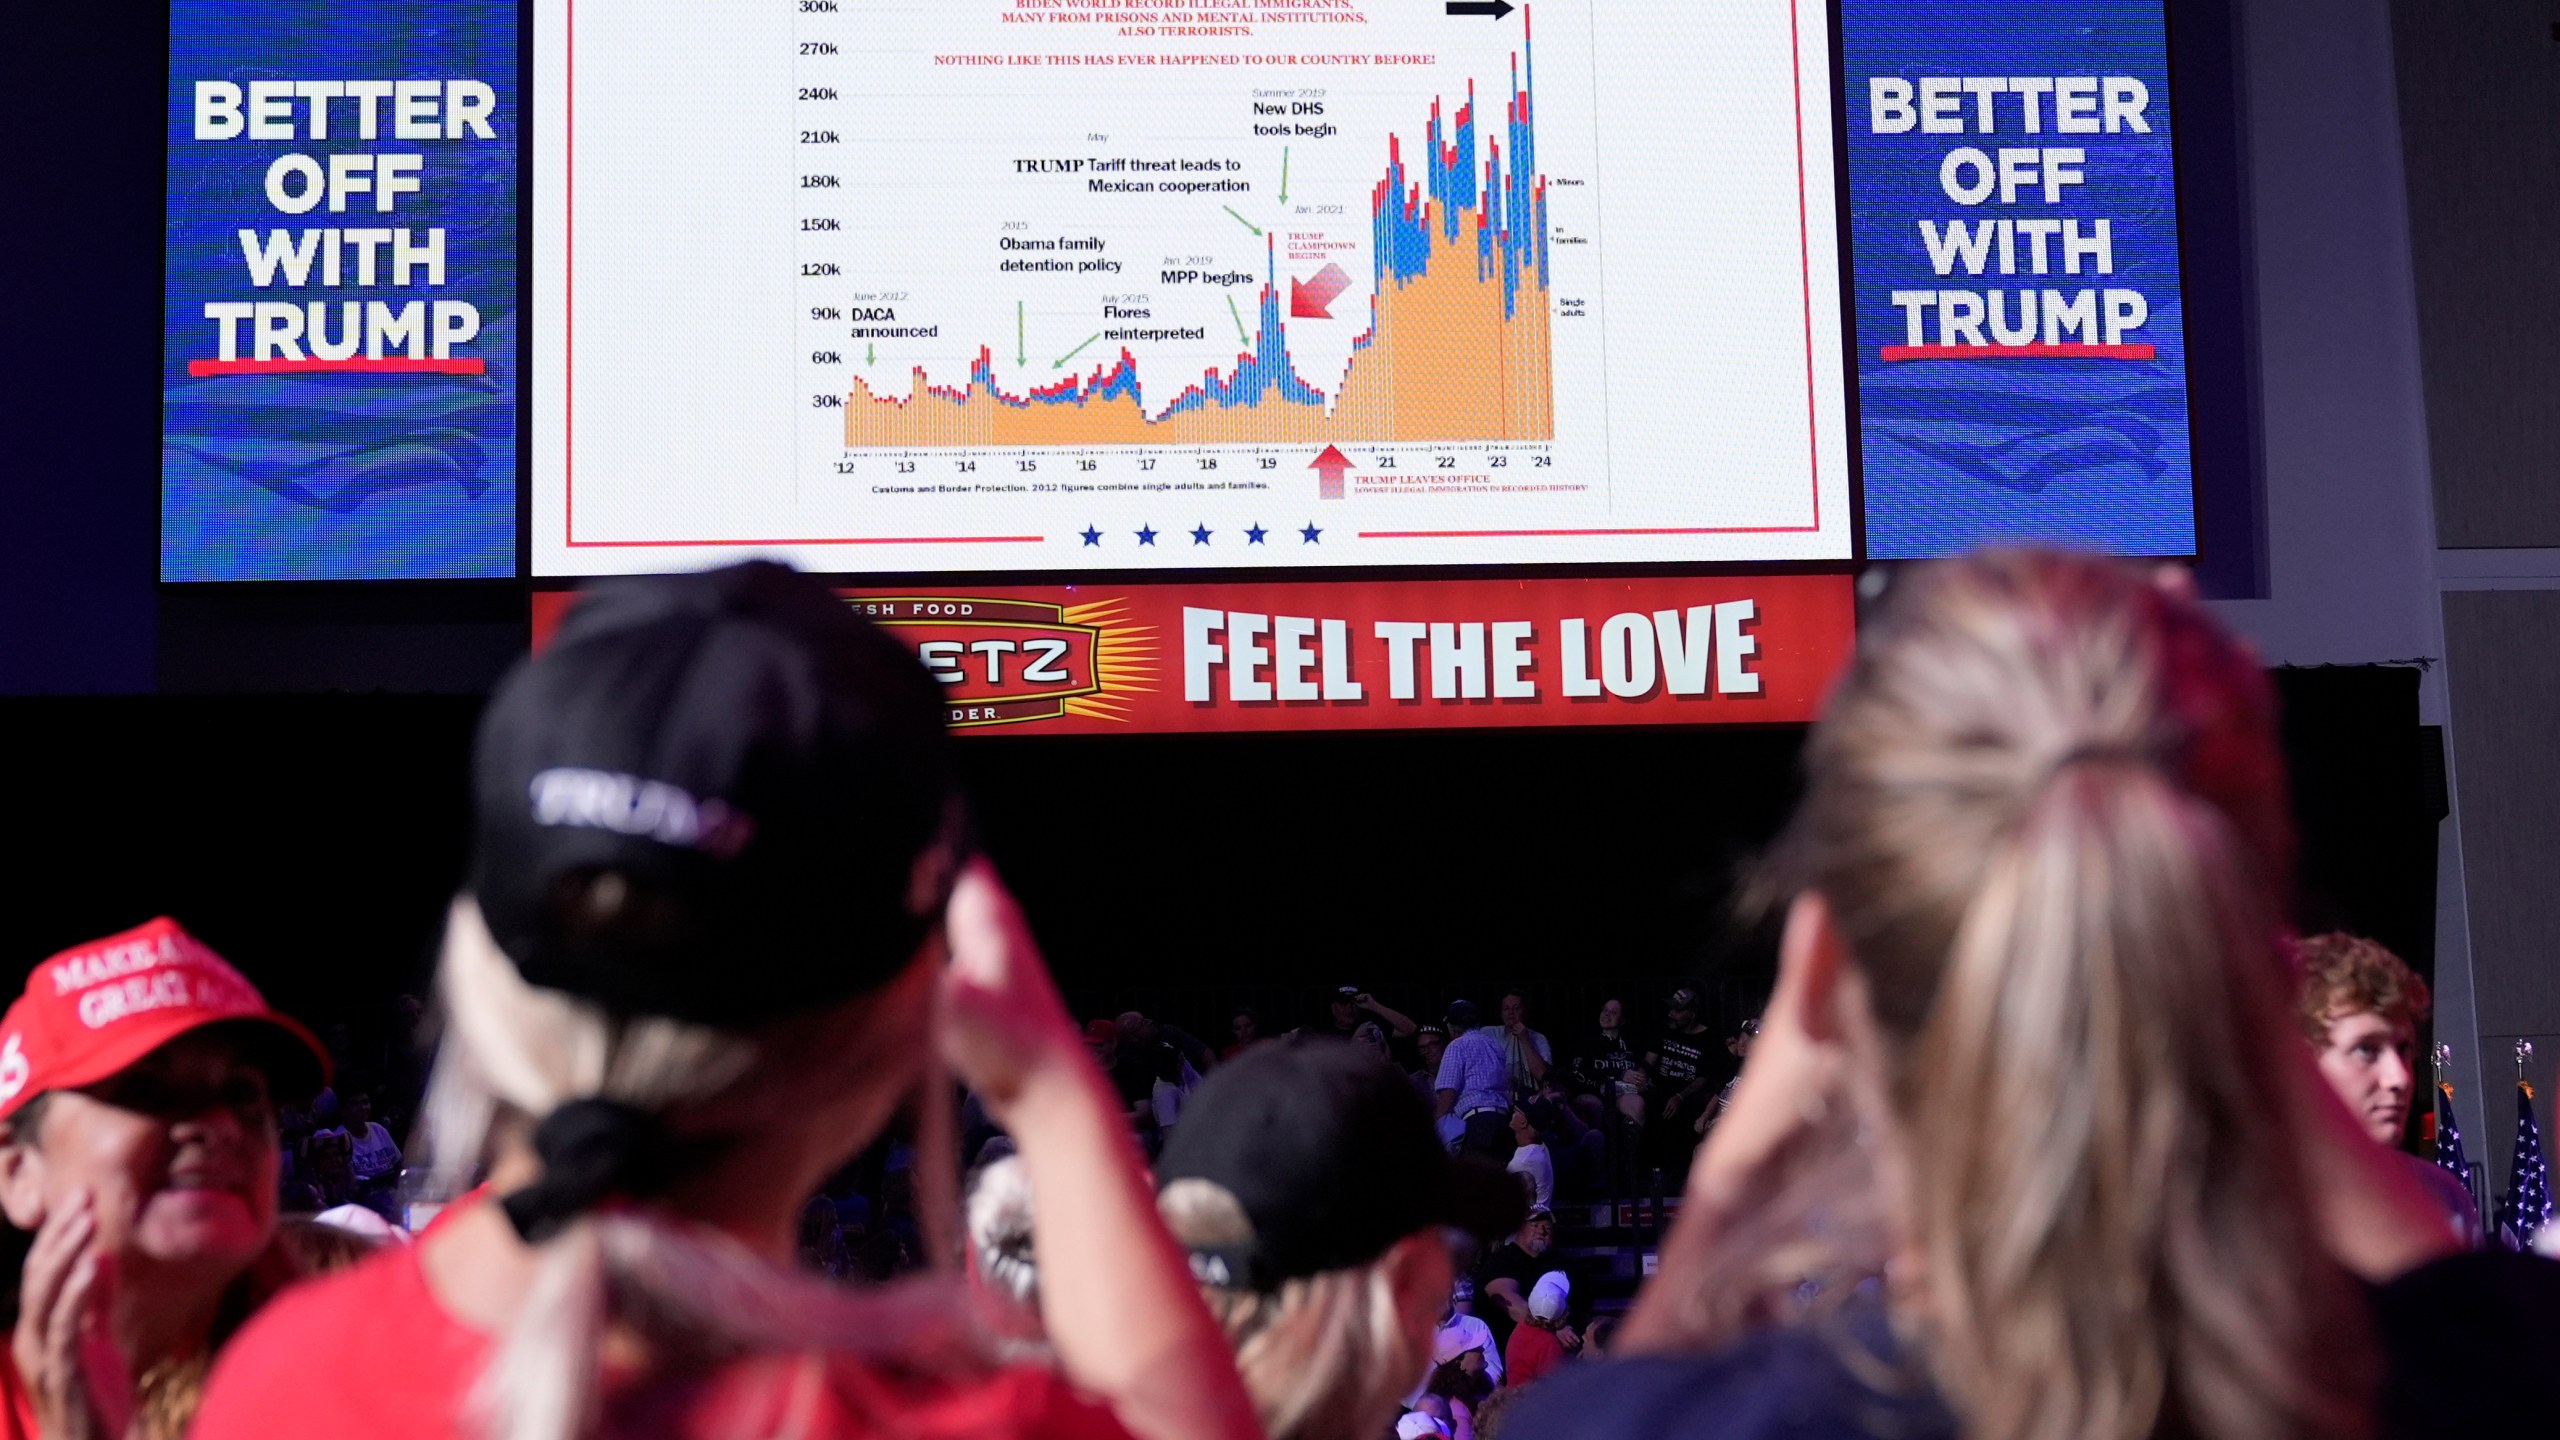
[0,1352,36,1440]
[1504,1323,1568,1388]
[192,1234,1132,1440]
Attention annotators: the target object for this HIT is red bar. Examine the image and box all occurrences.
[1358,524,1821,539]
[533,573,1860,736]
[1879,343,2156,362]
[185,357,487,377]
[563,535,1042,548]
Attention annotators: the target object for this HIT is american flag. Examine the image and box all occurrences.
[2435,1079,2473,1195]
[2497,1081,2553,1251]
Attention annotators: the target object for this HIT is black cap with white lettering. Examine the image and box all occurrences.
[1158,1037,1527,1291]
[470,562,961,1029]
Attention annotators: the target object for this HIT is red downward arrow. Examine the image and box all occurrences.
[1310,444,1352,498]
[1289,263,1352,319]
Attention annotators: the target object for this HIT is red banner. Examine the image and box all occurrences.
[532,574,1856,735]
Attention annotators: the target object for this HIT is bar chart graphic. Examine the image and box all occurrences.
[846,45,1553,448]
[530,0,1854,574]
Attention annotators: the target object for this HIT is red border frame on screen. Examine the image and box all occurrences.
[552,0,1832,554]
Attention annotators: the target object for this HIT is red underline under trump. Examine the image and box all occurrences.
[1880,343,2156,361]
[185,357,486,377]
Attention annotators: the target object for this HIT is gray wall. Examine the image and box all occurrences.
[2222,0,2560,1190]
[2390,1,2560,548]
[2213,0,2488,1121]
[2394,1,2560,1194]
[2445,592,2560,1034]
[2442,587,2560,1205]
[2213,0,2446,690]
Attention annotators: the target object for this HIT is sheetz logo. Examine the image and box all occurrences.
[846,597,1155,729]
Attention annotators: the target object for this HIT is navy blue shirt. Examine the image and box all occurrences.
[1505,1309,1953,1440]
[1507,1251,2560,1440]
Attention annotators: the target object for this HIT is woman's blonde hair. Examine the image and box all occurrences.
[1666,551,2373,1440]
[1158,1178,1430,1440]
[421,898,990,1440]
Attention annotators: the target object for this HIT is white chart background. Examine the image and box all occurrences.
[530,0,1851,575]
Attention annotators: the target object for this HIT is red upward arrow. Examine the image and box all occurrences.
[1289,263,1352,319]
[1310,444,1352,498]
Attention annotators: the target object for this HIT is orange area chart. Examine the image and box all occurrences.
[844,28,1553,449]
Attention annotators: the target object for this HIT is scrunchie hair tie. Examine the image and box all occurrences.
[2045,741,2152,783]
[500,1097,676,1243]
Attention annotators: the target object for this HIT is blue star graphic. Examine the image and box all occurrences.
[1245,524,1268,545]
[1135,525,1158,546]
[1080,525,1103,547]
[1191,524,1214,545]
[1299,522,1323,544]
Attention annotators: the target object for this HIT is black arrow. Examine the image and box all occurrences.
[1445,0,1515,16]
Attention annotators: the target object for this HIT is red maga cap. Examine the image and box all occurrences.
[0,918,329,1125]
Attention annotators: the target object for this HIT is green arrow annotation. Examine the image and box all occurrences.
[1223,205,1263,236]
[1053,332,1101,369]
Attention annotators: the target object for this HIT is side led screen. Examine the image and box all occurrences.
[1839,0,2195,558]
[163,0,518,581]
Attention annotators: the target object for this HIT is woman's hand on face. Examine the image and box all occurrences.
[1685,1017,1835,1219]
[1624,900,1849,1354]
[1684,894,1845,1218]
[11,1189,135,1440]
[936,860,1092,1120]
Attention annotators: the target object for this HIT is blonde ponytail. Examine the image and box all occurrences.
[423,899,994,1440]
[1672,551,2372,1440]
[1159,1179,1428,1440]
[1901,760,2366,1440]
[474,1221,610,1440]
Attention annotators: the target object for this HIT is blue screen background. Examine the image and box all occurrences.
[162,0,517,582]
[1840,0,2195,559]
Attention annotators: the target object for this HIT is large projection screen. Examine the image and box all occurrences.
[528,1,1856,577]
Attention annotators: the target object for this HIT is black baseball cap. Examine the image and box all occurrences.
[1158,1037,1526,1290]
[470,561,962,1028]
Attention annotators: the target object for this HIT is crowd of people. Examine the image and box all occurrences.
[1079,984,1756,1195]
[3,550,2557,1440]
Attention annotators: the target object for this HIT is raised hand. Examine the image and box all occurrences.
[935,860,1088,1120]
[11,1189,135,1440]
